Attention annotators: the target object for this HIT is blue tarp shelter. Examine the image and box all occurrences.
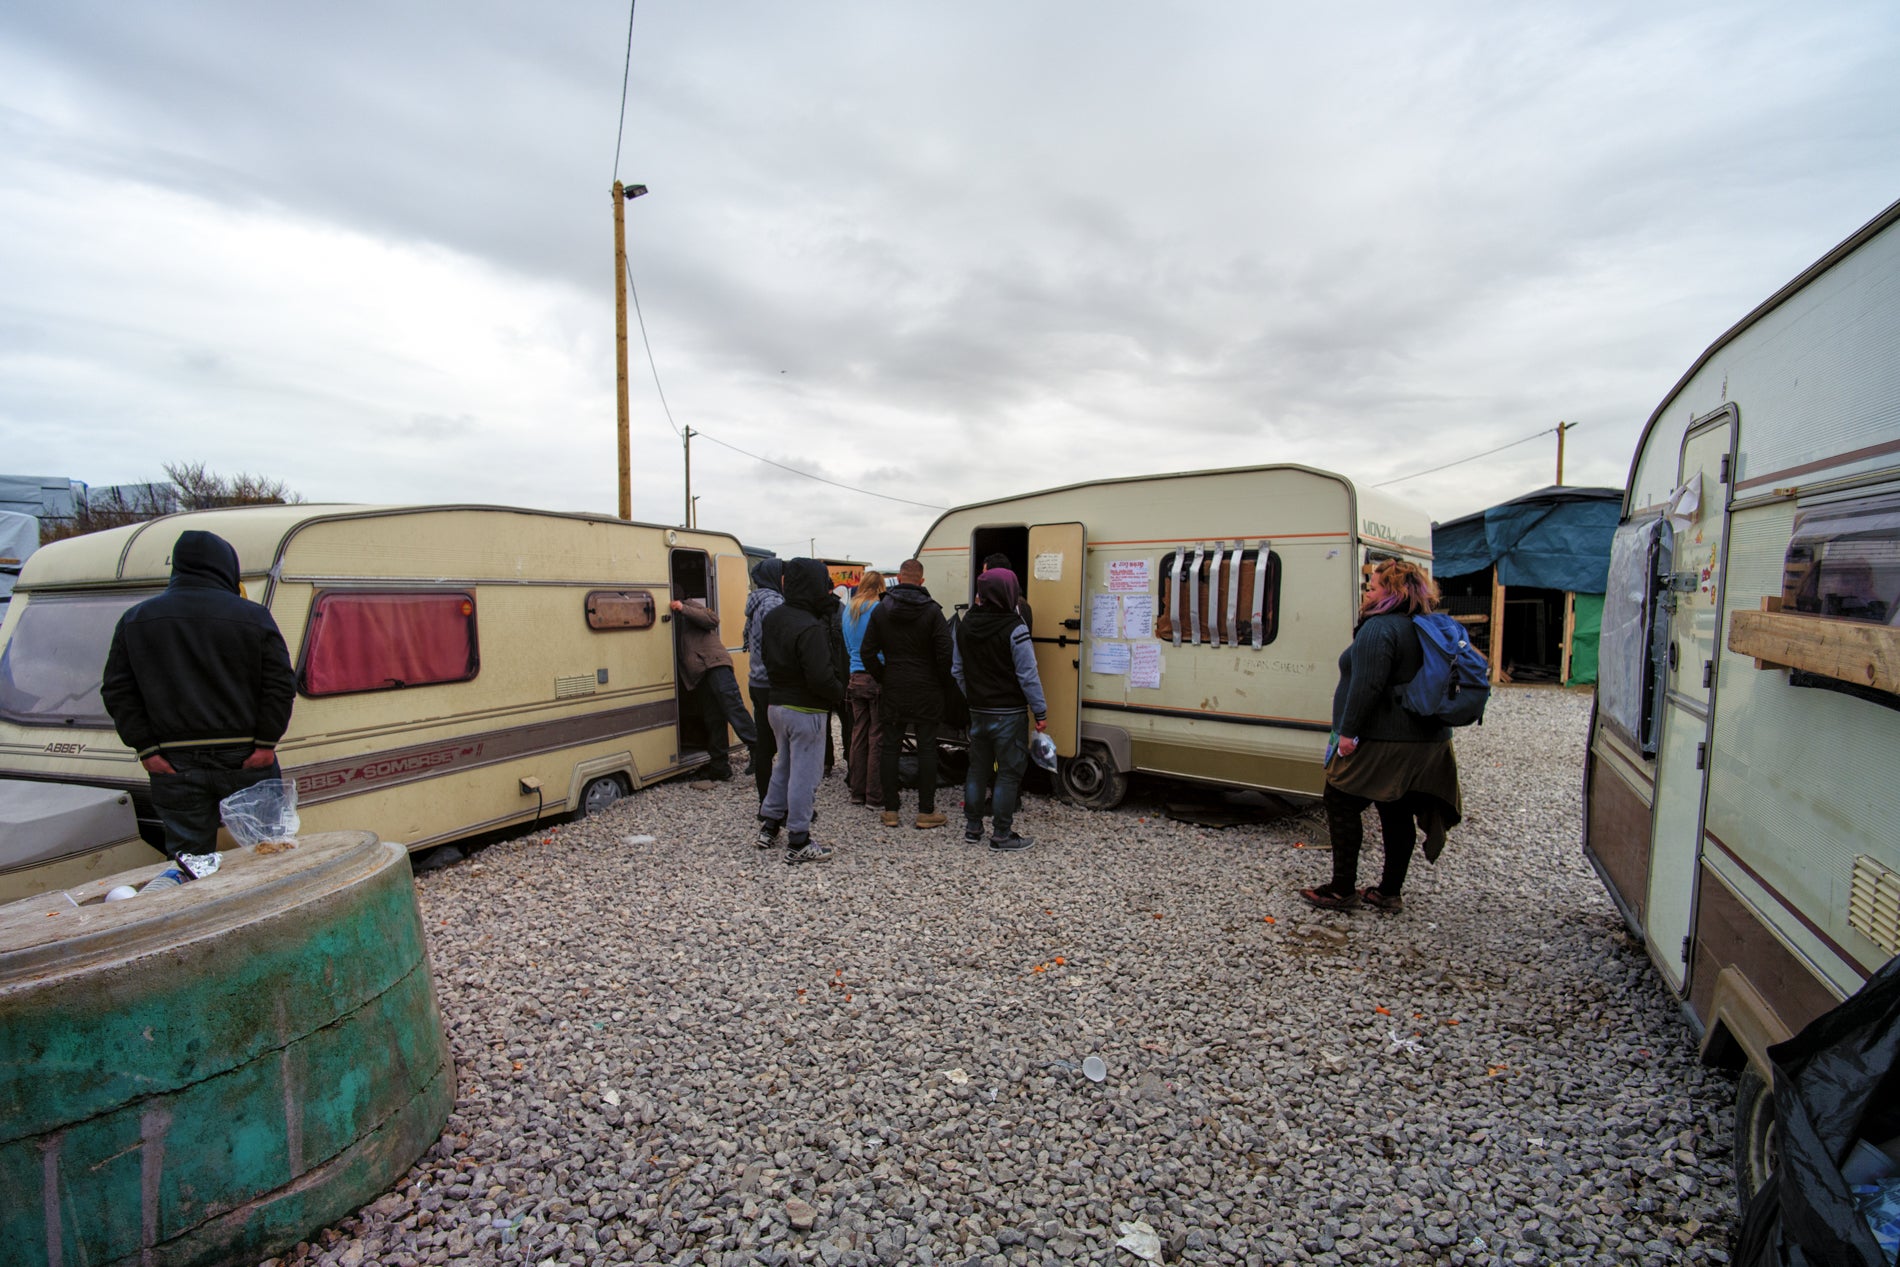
[1432,486,1622,686]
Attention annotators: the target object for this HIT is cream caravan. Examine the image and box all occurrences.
[0,505,751,899]
[1582,198,1900,1199]
[913,464,1432,807]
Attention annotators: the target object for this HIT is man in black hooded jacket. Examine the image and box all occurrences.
[861,558,953,829]
[101,530,297,864]
[757,558,845,863]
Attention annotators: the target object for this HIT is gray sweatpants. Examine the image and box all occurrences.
[760,705,828,837]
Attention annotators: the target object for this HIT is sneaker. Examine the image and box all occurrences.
[755,821,782,850]
[963,821,984,844]
[880,811,900,828]
[786,841,833,865]
[989,833,1034,852]
[914,812,947,830]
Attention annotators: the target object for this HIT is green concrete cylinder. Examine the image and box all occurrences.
[0,831,454,1267]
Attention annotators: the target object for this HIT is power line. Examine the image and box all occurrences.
[1372,425,1566,487]
[621,261,945,510]
[611,0,636,181]
[625,258,681,437]
[692,429,949,511]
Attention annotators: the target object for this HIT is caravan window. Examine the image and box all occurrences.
[1599,517,1672,754]
[299,591,479,697]
[1782,492,1900,626]
[1152,549,1280,645]
[0,591,146,727]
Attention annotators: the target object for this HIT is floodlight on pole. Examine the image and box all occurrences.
[613,181,649,520]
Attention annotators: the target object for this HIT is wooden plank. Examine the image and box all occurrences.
[1728,608,1900,694]
[1487,566,1506,684]
[1560,590,1577,685]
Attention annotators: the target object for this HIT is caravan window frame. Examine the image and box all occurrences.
[1151,548,1281,646]
[297,589,481,698]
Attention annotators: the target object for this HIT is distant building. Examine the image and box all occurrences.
[0,474,84,524]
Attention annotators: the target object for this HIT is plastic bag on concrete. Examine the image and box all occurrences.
[1735,953,1900,1267]
[218,778,300,847]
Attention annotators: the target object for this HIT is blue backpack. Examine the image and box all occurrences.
[1396,614,1491,727]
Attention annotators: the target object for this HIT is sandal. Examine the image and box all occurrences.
[1359,886,1404,912]
[1299,885,1359,910]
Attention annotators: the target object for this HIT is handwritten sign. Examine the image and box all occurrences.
[1121,594,1155,639]
[1129,643,1162,689]
[1104,560,1150,592]
[1033,551,1064,582]
[1090,642,1131,674]
[1090,594,1120,638]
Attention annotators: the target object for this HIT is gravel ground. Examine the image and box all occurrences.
[271,688,1741,1267]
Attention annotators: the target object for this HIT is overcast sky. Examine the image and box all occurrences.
[2,3,1896,566]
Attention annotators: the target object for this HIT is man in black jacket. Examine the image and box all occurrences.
[757,558,845,863]
[861,558,953,830]
[953,568,1048,852]
[101,530,297,866]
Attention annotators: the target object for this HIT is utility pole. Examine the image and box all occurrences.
[611,181,647,520]
[682,426,695,528]
[690,495,701,530]
[1555,420,1578,486]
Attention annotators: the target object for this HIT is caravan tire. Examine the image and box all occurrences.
[1734,1066,1778,1206]
[579,774,629,818]
[1059,743,1129,810]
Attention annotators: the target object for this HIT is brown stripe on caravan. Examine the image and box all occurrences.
[1702,829,1877,982]
[1688,861,1848,1040]
[1733,437,1900,492]
[1584,758,1653,926]
[292,699,676,805]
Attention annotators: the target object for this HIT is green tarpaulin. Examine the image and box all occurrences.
[1565,592,1604,686]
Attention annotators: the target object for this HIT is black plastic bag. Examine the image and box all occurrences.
[1735,952,1900,1266]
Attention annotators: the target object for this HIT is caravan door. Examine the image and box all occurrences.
[1645,410,1735,993]
[1025,523,1084,758]
[715,550,752,683]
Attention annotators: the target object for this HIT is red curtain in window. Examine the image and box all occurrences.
[302,592,477,696]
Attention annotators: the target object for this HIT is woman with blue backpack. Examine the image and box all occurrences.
[1300,559,1466,913]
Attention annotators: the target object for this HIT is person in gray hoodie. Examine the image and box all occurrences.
[741,558,785,801]
[952,568,1047,852]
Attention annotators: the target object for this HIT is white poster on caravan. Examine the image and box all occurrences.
[1129,643,1162,689]
[1090,642,1131,674]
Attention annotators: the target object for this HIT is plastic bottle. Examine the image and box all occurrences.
[140,868,185,894]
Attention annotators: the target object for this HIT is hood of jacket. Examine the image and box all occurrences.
[783,557,834,614]
[975,568,1021,615]
[882,583,940,624]
[749,557,783,592]
[170,530,241,593]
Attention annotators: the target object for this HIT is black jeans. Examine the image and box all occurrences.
[148,744,282,857]
[748,683,775,800]
[693,666,757,778]
[879,715,940,813]
[1324,782,1417,896]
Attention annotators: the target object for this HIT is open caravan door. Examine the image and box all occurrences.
[1025,523,1084,758]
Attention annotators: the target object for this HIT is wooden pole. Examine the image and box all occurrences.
[1561,590,1577,685]
[1555,420,1577,486]
[682,426,694,528]
[1488,564,1506,684]
[613,182,632,521]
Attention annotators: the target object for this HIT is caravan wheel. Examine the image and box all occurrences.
[1734,1067,1778,1206]
[580,774,629,818]
[1059,743,1129,810]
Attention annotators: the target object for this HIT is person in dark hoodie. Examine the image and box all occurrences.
[757,558,845,863]
[101,530,297,866]
[952,567,1047,852]
[861,558,953,829]
[741,557,785,802]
